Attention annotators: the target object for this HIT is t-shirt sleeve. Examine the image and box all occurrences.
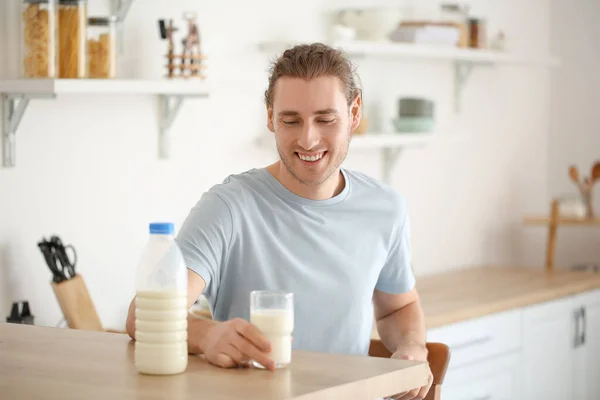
[375,207,416,294]
[175,190,233,301]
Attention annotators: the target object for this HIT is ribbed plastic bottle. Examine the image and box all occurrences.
[134,222,188,375]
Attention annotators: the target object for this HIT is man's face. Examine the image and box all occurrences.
[267,76,361,186]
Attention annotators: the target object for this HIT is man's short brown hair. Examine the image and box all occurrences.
[264,43,362,108]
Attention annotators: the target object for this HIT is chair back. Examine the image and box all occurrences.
[369,339,451,400]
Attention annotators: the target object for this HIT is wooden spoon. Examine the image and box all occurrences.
[591,161,600,183]
[569,165,580,184]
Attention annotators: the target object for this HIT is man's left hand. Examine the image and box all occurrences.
[388,345,433,400]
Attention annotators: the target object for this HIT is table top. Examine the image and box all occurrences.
[0,323,428,400]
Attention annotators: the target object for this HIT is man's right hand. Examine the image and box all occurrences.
[198,318,275,370]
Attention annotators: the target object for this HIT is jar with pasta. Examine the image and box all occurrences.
[58,0,87,78]
[87,16,117,78]
[21,0,58,78]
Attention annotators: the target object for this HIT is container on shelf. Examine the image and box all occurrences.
[87,16,117,78]
[21,0,58,78]
[468,18,487,49]
[439,3,470,47]
[58,0,87,78]
[393,97,435,133]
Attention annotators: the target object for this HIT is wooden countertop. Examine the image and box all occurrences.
[374,266,600,337]
[0,323,428,400]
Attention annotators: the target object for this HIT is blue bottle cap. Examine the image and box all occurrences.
[149,222,174,235]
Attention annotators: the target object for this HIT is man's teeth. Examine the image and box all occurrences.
[298,153,324,162]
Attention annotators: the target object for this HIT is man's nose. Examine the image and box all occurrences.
[297,123,320,150]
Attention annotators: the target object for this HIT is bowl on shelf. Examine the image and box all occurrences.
[392,97,435,133]
[392,116,435,133]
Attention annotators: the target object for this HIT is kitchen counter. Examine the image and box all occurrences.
[373,266,600,337]
[0,323,428,400]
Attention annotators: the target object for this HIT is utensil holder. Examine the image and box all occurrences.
[51,275,103,331]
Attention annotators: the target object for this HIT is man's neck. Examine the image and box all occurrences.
[266,162,345,201]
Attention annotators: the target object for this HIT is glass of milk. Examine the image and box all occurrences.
[250,290,294,369]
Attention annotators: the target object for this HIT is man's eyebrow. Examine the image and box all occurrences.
[277,109,339,117]
[314,108,339,115]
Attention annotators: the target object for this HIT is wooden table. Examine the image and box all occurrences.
[0,323,428,400]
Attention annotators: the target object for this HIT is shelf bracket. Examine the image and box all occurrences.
[2,94,30,168]
[2,93,55,168]
[381,147,403,184]
[158,95,184,159]
[111,0,134,21]
[157,93,208,158]
[453,61,474,113]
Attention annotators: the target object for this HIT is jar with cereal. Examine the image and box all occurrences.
[87,16,118,79]
[21,0,58,78]
[58,0,87,78]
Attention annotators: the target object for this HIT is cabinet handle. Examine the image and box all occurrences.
[581,306,586,346]
[574,307,582,348]
[451,336,492,351]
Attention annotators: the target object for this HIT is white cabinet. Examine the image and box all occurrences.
[427,310,522,400]
[443,353,521,400]
[520,296,575,399]
[573,289,600,399]
[428,288,600,400]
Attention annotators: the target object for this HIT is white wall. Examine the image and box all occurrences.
[0,0,562,329]
[545,0,600,268]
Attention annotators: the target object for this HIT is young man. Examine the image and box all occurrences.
[126,43,431,400]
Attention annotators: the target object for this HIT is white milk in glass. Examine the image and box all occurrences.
[251,309,294,365]
[250,291,294,369]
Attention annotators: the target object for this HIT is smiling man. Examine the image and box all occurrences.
[126,43,431,400]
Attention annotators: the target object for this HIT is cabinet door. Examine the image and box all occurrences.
[443,352,521,400]
[520,296,575,400]
[573,289,600,400]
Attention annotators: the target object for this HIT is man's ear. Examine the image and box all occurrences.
[350,93,362,132]
[267,106,274,132]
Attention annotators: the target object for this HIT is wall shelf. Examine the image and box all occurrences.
[258,40,560,112]
[0,79,210,168]
[257,132,434,183]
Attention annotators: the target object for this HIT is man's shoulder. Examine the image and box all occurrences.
[203,168,267,206]
[344,168,407,209]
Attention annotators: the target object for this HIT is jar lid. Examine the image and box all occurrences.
[88,16,119,26]
[58,0,88,4]
[24,0,51,3]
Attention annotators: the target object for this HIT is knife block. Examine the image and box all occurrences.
[51,275,104,331]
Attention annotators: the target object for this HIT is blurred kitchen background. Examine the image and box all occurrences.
[0,0,598,332]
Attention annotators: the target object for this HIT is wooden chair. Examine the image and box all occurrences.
[369,339,450,400]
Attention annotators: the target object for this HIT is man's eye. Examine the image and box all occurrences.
[282,120,299,125]
[318,119,335,124]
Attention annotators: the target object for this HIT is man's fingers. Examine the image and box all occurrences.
[211,353,236,369]
[394,388,420,400]
[223,344,250,365]
[234,319,271,352]
[234,334,275,370]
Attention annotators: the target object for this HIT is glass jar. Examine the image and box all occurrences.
[21,0,58,78]
[58,0,87,78]
[87,16,117,78]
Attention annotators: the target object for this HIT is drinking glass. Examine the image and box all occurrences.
[250,290,294,369]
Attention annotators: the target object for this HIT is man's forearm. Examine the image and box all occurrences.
[376,299,427,356]
[125,297,218,355]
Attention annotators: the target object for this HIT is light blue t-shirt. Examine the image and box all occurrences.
[175,167,415,356]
